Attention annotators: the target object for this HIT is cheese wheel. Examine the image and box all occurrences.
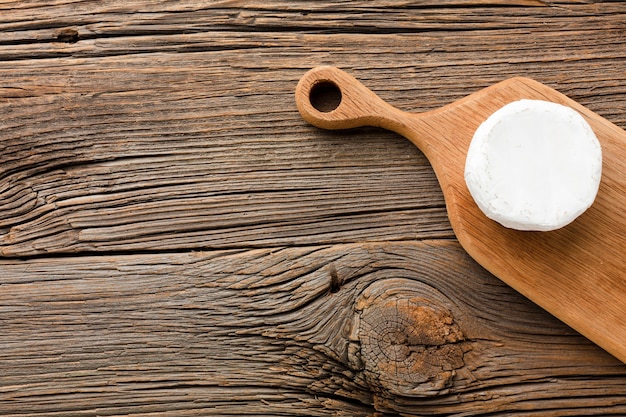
[464,99,602,231]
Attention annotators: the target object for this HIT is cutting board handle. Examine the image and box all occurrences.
[295,66,415,134]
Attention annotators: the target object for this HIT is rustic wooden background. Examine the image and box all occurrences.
[1,1,625,416]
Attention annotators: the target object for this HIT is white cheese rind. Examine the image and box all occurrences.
[464,99,602,231]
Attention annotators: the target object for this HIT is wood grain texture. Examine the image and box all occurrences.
[1,1,625,415]
[2,241,625,416]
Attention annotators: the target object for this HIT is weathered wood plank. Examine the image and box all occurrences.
[0,1,625,415]
[1,241,625,416]
[0,1,622,41]
[0,29,624,255]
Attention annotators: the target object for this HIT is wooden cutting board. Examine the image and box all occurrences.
[295,66,626,363]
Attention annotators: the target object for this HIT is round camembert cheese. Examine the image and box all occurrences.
[464,99,602,231]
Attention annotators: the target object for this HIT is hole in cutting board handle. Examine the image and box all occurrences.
[296,66,408,132]
[309,81,342,113]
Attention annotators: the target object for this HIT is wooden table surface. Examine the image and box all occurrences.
[1,1,625,416]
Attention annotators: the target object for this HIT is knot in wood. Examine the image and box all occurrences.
[357,294,466,398]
